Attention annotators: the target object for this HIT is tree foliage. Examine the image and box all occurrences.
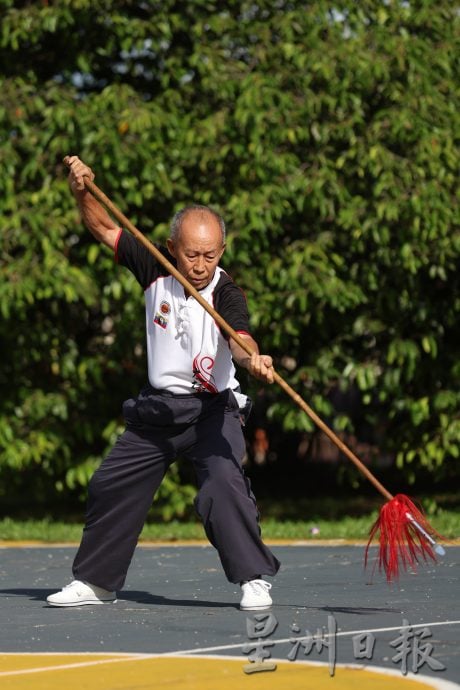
[0,0,459,514]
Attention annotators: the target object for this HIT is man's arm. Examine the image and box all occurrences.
[66,155,120,250]
[230,334,275,384]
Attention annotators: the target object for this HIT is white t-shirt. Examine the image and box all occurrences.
[115,230,252,395]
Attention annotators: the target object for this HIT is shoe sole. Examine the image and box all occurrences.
[47,598,117,607]
[240,603,272,611]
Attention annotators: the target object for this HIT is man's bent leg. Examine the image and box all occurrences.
[72,426,171,591]
[189,392,280,584]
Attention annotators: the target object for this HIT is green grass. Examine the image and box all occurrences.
[0,509,458,543]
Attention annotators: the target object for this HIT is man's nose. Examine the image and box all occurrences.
[194,256,206,273]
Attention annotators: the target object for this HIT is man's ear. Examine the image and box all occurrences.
[167,238,176,257]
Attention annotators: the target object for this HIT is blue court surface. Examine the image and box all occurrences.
[0,543,459,688]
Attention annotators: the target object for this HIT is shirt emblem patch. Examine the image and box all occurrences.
[160,300,171,315]
[154,312,168,329]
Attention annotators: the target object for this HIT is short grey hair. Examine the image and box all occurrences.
[170,204,226,243]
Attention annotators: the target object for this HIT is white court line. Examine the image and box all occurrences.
[1,618,459,678]
[0,652,140,657]
[173,618,460,655]
[0,655,152,677]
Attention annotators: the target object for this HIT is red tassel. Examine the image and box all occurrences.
[365,494,444,582]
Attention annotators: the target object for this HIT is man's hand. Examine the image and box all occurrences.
[66,155,95,193]
[248,352,275,384]
[230,335,275,384]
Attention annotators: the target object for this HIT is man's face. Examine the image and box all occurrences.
[167,211,225,291]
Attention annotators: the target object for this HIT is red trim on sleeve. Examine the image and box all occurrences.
[113,228,123,263]
[224,330,252,349]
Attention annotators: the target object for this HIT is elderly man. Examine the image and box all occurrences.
[47,156,280,610]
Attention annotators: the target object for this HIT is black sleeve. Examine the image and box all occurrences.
[115,230,172,289]
[213,273,252,339]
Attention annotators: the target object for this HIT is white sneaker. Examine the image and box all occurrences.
[240,579,273,611]
[47,580,117,607]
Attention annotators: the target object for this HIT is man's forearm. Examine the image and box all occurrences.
[230,335,274,384]
[66,156,119,250]
[74,189,119,249]
[230,335,258,369]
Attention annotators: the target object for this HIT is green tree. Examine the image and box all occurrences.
[0,0,458,515]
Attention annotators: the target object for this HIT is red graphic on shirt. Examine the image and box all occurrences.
[192,354,218,393]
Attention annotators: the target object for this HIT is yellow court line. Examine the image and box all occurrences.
[1,539,459,548]
[0,654,458,690]
[0,539,354,547]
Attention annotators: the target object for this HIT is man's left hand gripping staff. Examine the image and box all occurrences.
[248,352,275,384]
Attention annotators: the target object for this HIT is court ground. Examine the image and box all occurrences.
[1,542,459,689]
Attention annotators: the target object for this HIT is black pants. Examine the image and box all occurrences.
[73,387,280,590]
